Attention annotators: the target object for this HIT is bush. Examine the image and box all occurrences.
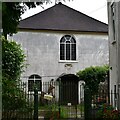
[2,36,33,119]
[97,104,120,120]
[2,36,26,80]
[77,65,109,95]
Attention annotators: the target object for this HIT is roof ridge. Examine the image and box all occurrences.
[57,3,108,25]
[19,3,108,33]
[21,3,107,25]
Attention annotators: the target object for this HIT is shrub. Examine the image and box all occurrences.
[2,36,26,80]
[77,65,109,95]
[97,104,120,120]
[2,36,33,119]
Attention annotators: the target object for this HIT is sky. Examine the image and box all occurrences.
[21,0,108,24]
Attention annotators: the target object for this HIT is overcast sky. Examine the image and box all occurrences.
[21,0,108,24]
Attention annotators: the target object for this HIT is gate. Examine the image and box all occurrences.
[2,81,85,120]
[39,81,84,120]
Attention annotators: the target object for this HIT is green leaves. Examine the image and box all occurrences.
[2,2,23,37]
[2,36,26,80]
[2,36,26,108]
[2,1,72,37]
[2,1,50,37]
[77,65,109,95]
[2,37,33,117]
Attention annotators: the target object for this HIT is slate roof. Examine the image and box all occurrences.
[19,2,108,33]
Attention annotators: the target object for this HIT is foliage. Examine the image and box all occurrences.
[60,106,69,118]
[44,104,60,120]
[2,36,26,80]
[2,2,45,37]
[77,65,109,95]
[2,36,33,118]
[97,104,120,120]
[45,111,59,120]
[78,104,84,113]
[2,77,33,119]
[2,0,71,37]
[2,76,33,111]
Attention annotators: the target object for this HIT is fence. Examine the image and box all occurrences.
[2,82,34,119]
[38,81,84,119]
[84,84,120,120]
[2,81,85,120]
[2,80,119,120]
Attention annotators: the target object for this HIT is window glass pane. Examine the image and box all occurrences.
[71,44,76,60]
[28,74,42,91]
[66,43,70,60]
[60,35,76,61]
[35,80,42,91]
[65,35,71,40]
[60,37,65,43]
[29,74,41,79]
[29,75,34,79]
[71,38,76,43]
[111,3,115,40]
[60,44,65,60]
[28,80,34,91]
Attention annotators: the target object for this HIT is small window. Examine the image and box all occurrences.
[60,35,76,61]
[28,74,42,91]
[28,80,34,91]
[111,3,115,41]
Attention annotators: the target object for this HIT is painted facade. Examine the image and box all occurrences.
[8,3,109,104]
[10,31,108,82]
[107,1,120,109]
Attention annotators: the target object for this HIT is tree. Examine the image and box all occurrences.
[2,1,50,38]
[77,65,109,95]
[2,0,71,38]
[2,36,33,118]
[2,36,25,80]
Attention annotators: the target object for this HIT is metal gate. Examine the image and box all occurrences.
[39,81,84,120]
[2,81,85,120]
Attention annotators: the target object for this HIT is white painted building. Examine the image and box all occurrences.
[10,3,108,104]
[107,1,120,109]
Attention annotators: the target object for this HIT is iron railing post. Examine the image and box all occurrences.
[59,79,61,118]
[118,83,120,110]
[34,87,38,120]
[84,86,92,120]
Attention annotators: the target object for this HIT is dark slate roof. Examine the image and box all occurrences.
[19,2,108,33]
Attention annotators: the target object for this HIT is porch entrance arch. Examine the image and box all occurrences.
[58,74,79,105]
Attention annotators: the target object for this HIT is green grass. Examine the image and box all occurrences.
[39,104,84,118]
[60,106,69,118]
[77,104,84,112]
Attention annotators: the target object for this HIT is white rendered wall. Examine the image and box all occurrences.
[9,31,108,83]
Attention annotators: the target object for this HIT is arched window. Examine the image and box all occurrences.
[28,74,42,91]
[60,35,76,61]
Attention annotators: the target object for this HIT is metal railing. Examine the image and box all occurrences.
[2,81,85,119]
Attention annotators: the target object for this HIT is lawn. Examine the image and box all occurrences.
[39,103,84,119]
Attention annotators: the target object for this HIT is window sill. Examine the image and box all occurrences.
[59,60,78,63]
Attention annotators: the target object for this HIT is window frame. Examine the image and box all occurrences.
[111,2,116,43]
[28,74,42,92]
[60,35,77,62]
[111,3,115,40]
